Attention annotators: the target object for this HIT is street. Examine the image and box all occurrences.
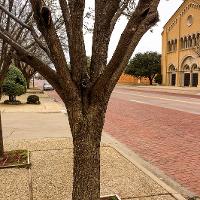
[36,81,200,196]
[104,86,200,196]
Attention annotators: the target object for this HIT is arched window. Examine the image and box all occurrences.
[169,64,176,72]
[183,64,190,71]
[188,36,192,48]
[192,64,198,71]
[174,39,177,51]
[184,37,188,48]
[168,41,171,52]
[192,34,196,46]
[180,38,184,49]
[171,40,174,51]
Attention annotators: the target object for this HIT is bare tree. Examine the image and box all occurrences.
[0,0,160,199]
[0,0,32,98]
[14,59,36,88]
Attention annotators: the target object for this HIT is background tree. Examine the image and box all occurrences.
[125,51,161,85]
[2,66,26,102]
[0,0,66,99]
[14,59,36,89]
[0,0,160,199]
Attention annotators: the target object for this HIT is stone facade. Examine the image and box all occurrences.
[162,0,200,87]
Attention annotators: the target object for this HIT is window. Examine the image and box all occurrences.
[187,15,193,27]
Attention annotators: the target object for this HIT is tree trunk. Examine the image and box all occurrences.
[0,112,4,158]
[26,78,30,89]
[0,86,2,100]
[69,105,104,200]
[149,77,153,85]
[9,95,16,102]
[73,135,101,200]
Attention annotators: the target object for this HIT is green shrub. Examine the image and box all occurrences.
[27,95,40,104]
[3,66,26,102]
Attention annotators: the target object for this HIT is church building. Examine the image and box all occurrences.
[162,0,200,87]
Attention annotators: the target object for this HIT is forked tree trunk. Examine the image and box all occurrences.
[69,105,105,200]
[0,112,3,158]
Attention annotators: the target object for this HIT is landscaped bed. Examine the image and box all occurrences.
[0,150,30,169]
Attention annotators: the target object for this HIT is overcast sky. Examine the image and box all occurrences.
[85,0,183,58]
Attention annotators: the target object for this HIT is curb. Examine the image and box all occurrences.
[102,132,192,200]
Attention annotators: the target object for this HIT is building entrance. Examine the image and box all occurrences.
[171,74,176,86]
[184,73,190,86]
[192,73,198,87]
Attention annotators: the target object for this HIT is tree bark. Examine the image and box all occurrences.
[26,77,30,89]
[0,112,3,158]
[73,134,101,200]
[149,77,153,85]
[69,104,104,200]
[9,95,16,102]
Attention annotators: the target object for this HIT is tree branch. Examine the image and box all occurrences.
[30,0,73,90]
[92,0,160,102]
[67,0,87,87]
[90,0,120,84]
[0,4,30,30]
[0,4,51,57]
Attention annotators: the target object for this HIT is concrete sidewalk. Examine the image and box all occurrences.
[0,91,187,200]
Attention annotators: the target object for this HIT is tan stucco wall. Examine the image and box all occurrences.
[118,74,150,85]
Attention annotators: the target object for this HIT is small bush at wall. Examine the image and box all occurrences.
[154,74,162,84]
[27,95,40,104]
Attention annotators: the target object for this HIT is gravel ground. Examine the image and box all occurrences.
[0,168,30,200]
[0,138,181,200]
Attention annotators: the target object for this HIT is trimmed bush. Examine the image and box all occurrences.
[27,95,40,104]
[2,66,26,103]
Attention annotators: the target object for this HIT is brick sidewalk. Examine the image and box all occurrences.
[104,97,200,196]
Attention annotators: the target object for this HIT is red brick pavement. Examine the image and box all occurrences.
[104,97,200,195]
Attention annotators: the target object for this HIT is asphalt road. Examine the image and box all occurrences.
[112,87,200,115]
[35,80,200,196]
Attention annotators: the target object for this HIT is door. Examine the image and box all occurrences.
[184,73,190,86]
[171,74,176,86]
[192,73,198,87]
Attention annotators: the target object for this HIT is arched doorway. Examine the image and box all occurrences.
[168,65,176,86]
[183,65,190,86]
[192,64,198,87]
[181,56,198,87]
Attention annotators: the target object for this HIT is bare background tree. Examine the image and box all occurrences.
[14,59,36,88]
[0,0,67,97]
[0,0,160,199]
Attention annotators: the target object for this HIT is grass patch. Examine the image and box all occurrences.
[0,150,30,169]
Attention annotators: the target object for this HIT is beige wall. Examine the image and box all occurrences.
[118,74,150,85]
